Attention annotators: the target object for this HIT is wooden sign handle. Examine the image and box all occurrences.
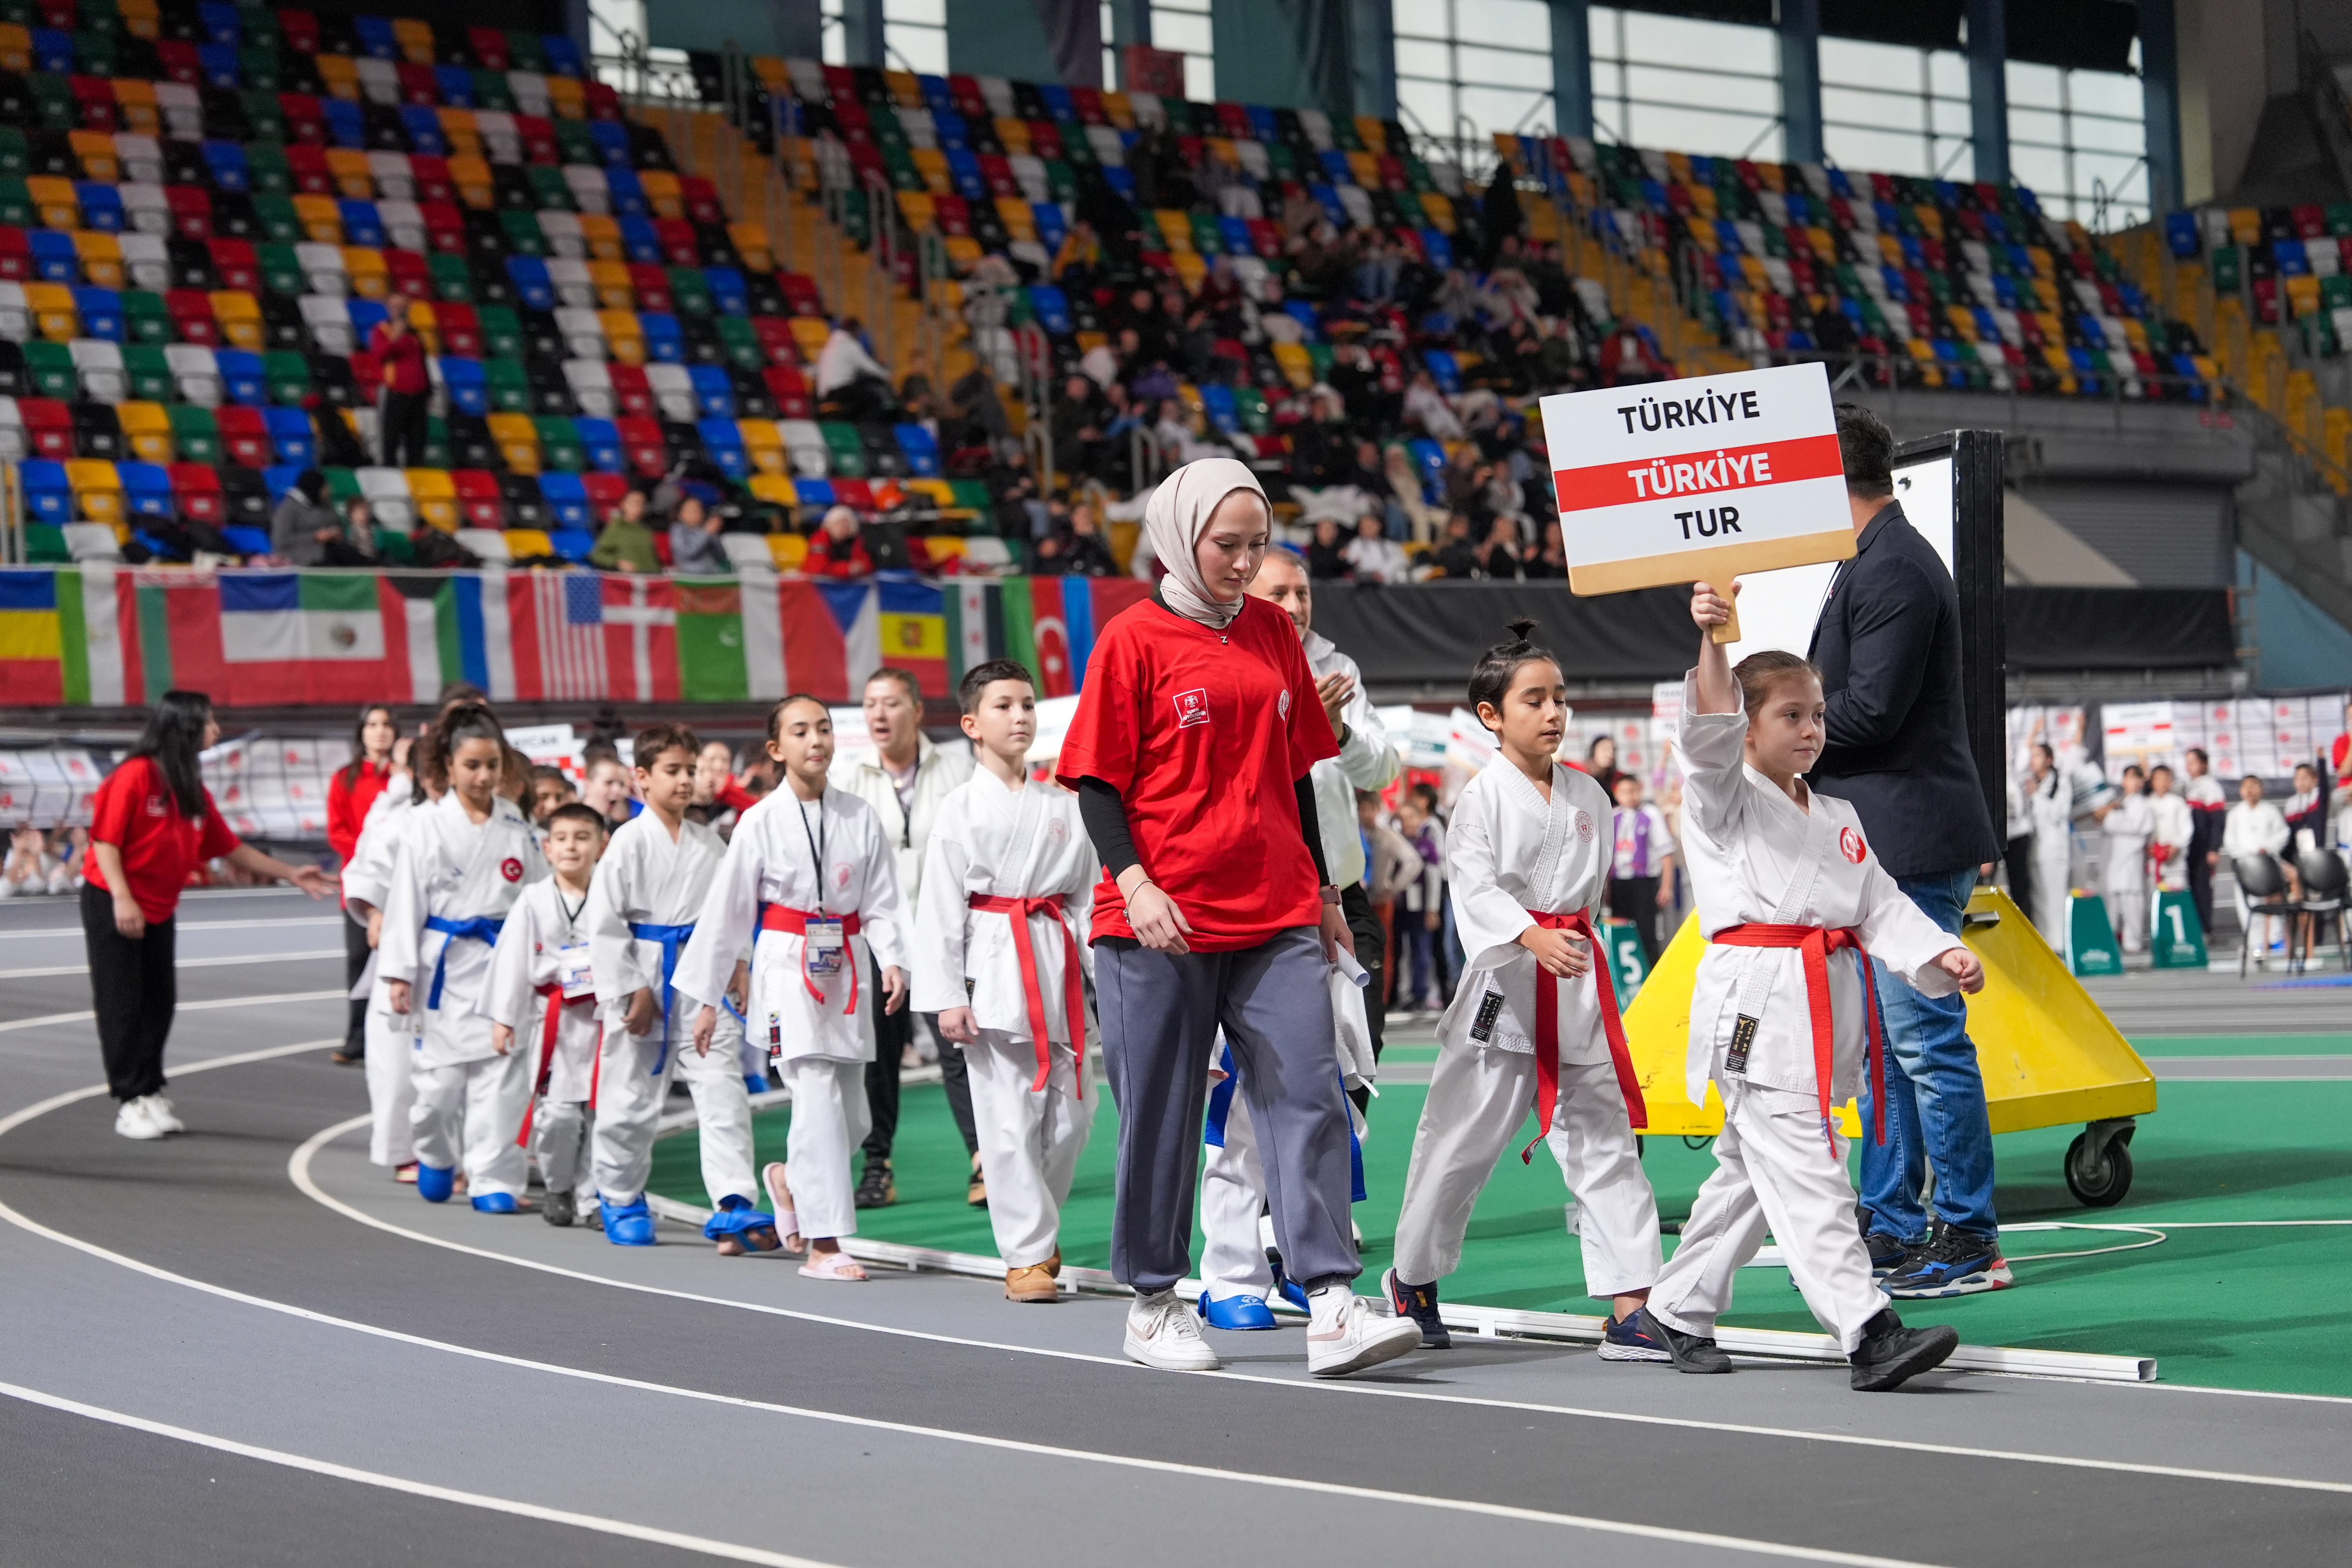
[1709,601,1742,645]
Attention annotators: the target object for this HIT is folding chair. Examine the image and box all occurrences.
[2233,853,2305,976]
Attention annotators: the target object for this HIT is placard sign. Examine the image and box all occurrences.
[1541,360,1852,596]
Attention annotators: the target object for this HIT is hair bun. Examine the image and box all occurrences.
[1505,617,1538,643]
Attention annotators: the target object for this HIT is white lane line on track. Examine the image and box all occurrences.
[0,950,342,980]
[0,1117,1934,1568]
[0,917,345,940]
[0,990,346,1035]
[0,1381,848,1568]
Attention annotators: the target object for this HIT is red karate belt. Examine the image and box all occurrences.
[1521,910,1645,1163]
[517,980,596,1147]
[1708,923,1887,1149]
[760,905,864,1013]
[969,893,1087,1099]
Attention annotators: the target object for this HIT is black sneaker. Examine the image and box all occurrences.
[1381,1266,1449,1348]
[853,1158,896,1209]
[1863,1230,1914,1279]
[542,1188,575,1227]
[1634,1307,1731,1373]
[1848,1307,1959,1391]
[1597,1310,1671,1363]
[1884,1226,2011,1299]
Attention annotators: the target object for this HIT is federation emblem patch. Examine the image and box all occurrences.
[1046,817,1069,842]
[1278,688,1291,720]
[1174,688,1210,728]
[1575,809,1594,842]
[500,857,524,882]
[1839,827,1867,864]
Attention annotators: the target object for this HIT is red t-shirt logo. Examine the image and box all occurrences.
[1173,688,1210,728]
[500,857,524,882]
[1839,827,1866,864]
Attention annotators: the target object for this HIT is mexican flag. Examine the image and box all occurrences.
[217,572,388,705]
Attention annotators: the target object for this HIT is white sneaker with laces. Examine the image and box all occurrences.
[143,1094,185,1134]
[114,1098,166,1141]
[1124,1289,1222,1371]
[1306,1289,1423,1378]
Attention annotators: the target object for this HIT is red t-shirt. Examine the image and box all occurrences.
[368,322,428,395]
[327,758,392,865]
[84,756,240,924]
[1057,595,1338,950]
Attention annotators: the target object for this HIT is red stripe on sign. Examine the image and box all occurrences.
[1552,432,1846,512]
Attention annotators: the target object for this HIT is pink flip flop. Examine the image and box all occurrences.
[799,1247,867,1282]
[760,1161,807,1256]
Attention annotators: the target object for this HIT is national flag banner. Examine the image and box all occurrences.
[875,576,947,698]
[0,569,65,705]
[507,571,610,702]
[943,578,1002,682]
[217,571,389,705]
[676,581,750,704]
[601,573,679,704]
[54,565,133,707]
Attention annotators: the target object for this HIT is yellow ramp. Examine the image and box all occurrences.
[1621,887,2156,1139]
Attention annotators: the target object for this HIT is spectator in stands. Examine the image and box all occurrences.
[1352,232,1401,307]
[1402,368,1464,441]
[1600,320,1668,385]
[580,746,635,831]
[271,469,372,567]
[403,503,478,570]
[589,485,661,574]
[1607,772,1677,965]
[1521,520,1568,579]
[815,316,896,421]
[1288,386,1354,493]
[1474,517,1523,579]
[1037,502,1119,577]
[1,825,52,897]
[943,365,1012,457]
[1481,159,1524,262]
[370,293,431,470]
[527,765,576,828]
[896,351,936,424]
[1430,515,1483,579]
[811,504,875,579]
[1343,513,1410,583]
[1328,342,1392,426]
[1383,444,1443,544]
[667,494,726,575]
[1051,372,1111,483]
[1306,517,1351,579]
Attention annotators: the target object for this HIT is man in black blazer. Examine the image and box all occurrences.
[1808,405,2007,1299]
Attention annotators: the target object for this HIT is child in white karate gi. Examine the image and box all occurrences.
[341,747,428,1178]
[913,659,1098,1303]
[485,802,607,1227]
[380,705,548,1210]
[1638,584,1984,1392]
[585,723,776,1252]
[679,695,909,1281]
[2095,764,2152,953]
[1383,620,1664,1354]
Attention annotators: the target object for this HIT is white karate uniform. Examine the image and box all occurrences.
[675,788,907,1241]
[378,793,547,1197]
[910,773,1097,1269]
[1647,672,1963,1353]
[483,878,603,1200]
[1390,758,1662,1296]
[2224,799,2294,951]
[2024,767,2073,944]
[584,809,756,1210]
[2149,791,2193,892]
[2101,791,2152,952]
[342,785,422,1167]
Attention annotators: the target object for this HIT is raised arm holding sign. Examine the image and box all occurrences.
[1541,361,1853,641]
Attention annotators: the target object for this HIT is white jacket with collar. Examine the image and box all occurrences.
[829,732,975,911]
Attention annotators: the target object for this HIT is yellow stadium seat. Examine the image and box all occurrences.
[995,118,1032,154]
[73,230,122,289]
[578,212,623,260]
[766,531,809,570]
[25,281,75,340]
[69,130,118,182]
[391,17,434,64]
[944,235,983,267]
[895,191,936,232]
[487,413,541,474]
[1664,151,1693,183]
[1154,209,1194,252]
[1691,185,1718,220]
[67,458,122,524]
[504,528,555,559]
[292,193,343,243]
[727,221,773,271]
[446,154,495,209]
[748,473,797,510]
[1418,191,1454,230]
[599,310,646,366]
[1169,249,1206,291]
[911,146,951,196]
[1272,341,1313,389]
[0,23,30,72]
[26,176,77,230]
[406,468,459,531]
[750,56,790,88]
[113,78,159,135]
[438,107,483,156]
[788,316,831,361]
[902,477,955,508]
[343,247,388,300]
[740,419,788,474]
[588,260,634,310]
[326,147,374,199]
[639,170,682,220]
[1346,151,1380,187]
[317,54,361,100]
[546,76,586,120]
[882,69,923,107]
[119,400,172,463]
[1101,91,1135,129]
[211,290,263,349]
[1352,115,1386,151]
[995,195,1036,240]
[920,534,967,564]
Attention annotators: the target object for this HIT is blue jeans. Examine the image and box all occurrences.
[1860,867,1999,1242]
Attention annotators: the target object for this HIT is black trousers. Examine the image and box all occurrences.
[82,882,177,1102]
[1606,875,1665,964]
[378,389,430,468]
[341,910,370,1058]
[1342,882,1387,1118]
[2004,837,2036,932]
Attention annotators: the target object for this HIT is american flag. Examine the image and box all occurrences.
[533,572,609,701]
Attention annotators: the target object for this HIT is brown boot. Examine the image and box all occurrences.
[1004,1264,1059,1303]
[1041,1247,1062,1278]
[967,1151,987,1207]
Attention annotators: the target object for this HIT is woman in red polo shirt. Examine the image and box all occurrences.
[1058,457,1422,1380]
[83,690,334,1141]
[327,702,399,1066]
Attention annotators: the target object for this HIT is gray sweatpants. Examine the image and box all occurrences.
[1096,927,1358,1295]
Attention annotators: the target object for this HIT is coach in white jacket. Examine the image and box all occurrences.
[829,666,976,1207]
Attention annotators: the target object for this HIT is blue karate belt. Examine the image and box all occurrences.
[630,920,696,1075]
[1204,1042,1366,1205]
[423,915,504,1009]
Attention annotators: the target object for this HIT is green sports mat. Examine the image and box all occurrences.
[651,1049,2352,1398]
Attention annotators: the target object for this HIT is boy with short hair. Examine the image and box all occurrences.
[584,724,777,1253]
[486,801,608,1225]
[912,661,1098,1302]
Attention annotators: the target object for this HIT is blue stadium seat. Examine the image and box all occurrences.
[215,349,266,406]
[793,477,835,508]
[120,460,173,517]
[574,416,622,472]
[547,526,596,563]
[537,471,590,529]
[22,459,70,522]
[893,422,939,477]
[439,357,488,417]
[265,406,314,465]
[223,524,272,555]
[697,417,748,479]
[688,363,733,418]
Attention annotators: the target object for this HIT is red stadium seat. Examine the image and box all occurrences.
[452,468,504,528]
[615,415,667,477]
[168,461,224,522]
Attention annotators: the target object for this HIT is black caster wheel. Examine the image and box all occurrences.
[2065,1124,2134,1207]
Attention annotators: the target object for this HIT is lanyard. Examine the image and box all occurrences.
[796,792,828,916]
[555,889,587,935]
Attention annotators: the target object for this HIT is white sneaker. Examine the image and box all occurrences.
[142,1094,185,1134]
[114,1098,166,1141]
[1123,1289,1221,1372]
[1306,1290,1423,1378]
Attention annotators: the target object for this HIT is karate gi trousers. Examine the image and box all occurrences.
[964,1028,1092,1269]
[411,1049,533,1199]
[592,1015,756,1210]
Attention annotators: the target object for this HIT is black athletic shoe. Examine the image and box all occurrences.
[853,1158,896,1209]
[1884,1226,2012,1298]
[1848,1307,1960,1391]
[1863,1230,1914,1279]
[1597,1310,1671,1363]
[1635,1307,1731,1373]
[1381,1267,1449,1348]
[542,1189,575,1227]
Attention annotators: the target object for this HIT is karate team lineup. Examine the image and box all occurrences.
[322,371,2002,1391]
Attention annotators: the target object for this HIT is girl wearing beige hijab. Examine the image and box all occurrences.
[1053,458,1423,1380]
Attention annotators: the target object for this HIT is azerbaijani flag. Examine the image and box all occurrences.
[217,571,388,704]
